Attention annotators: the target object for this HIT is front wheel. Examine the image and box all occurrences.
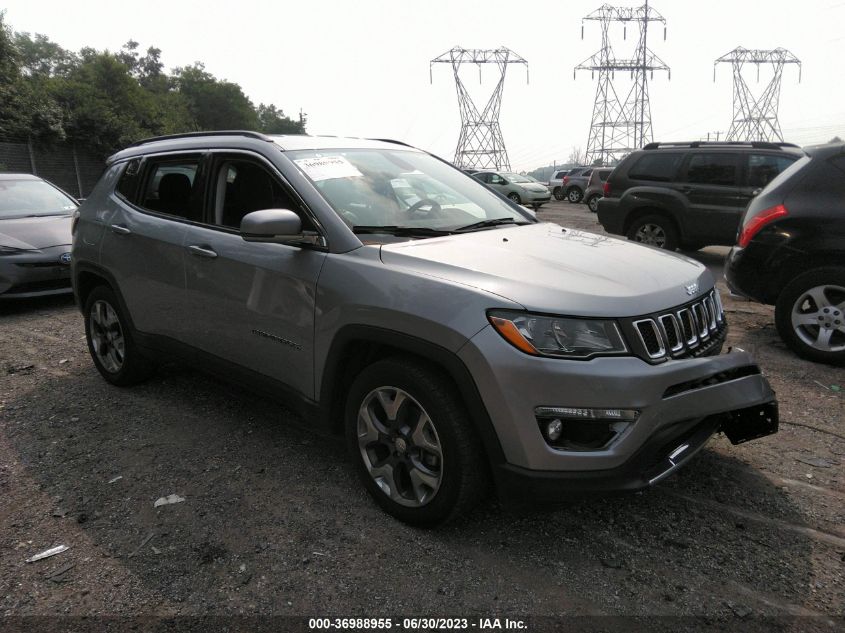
[84,286,155,385]
[553,187,564,201]
[345,358,487,527]
[586,194,601,213]
[567,188,583,204]
[626,215,679,250]
[508,192,522,205]
[775,268,845,365]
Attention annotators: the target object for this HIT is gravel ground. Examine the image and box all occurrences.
[1,200,843,631]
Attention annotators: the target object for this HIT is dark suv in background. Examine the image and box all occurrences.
[726,142,845,365]
[598,142,802,250]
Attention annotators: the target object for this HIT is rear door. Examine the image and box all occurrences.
[181,152,327,398]
[674,152,743,243]
[99,153,206,338]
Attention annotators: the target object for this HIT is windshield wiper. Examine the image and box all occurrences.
[352,225,455,237]
[454,218,528,232]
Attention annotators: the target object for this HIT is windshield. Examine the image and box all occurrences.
[0,179,78,219]
[287,149,532,233]
[503,173,532,183]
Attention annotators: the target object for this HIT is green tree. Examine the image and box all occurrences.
[173,63,257,130]
[0,11,28,137]
[256,103,305,134]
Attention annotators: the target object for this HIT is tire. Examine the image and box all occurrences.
[567,188,583,204]
[586,194,601,213]
[626,214,679,250]
[553,187,564,201]
[345,357,487,527]
[532,203,542,211]
[84,286,155,386]
[508,192,521,204]
[774,267,845,365]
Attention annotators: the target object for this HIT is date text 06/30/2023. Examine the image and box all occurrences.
[308,618,527,630]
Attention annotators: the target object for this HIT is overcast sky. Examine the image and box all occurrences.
[3,0,843,170]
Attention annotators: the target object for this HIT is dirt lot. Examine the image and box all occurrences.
[1,200,843,631]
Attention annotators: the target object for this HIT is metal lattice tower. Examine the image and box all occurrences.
[714,47,801,142]
[430,47,528,171]
[574,2,669,166]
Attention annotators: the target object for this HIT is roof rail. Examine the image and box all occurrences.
[128,130,274,148]
[644,141,800,150]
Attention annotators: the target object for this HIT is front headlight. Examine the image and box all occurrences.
[488,310,628,359]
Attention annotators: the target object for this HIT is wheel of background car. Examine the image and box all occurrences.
[84,286,155,386]
[532,203,542,211]
[508,192,522,204]
[587,195,601,213]
[774,267,845,365]
[567,188,583,203]
[626,215,679,250]
[345,357,487,527]
[406,198,442,217]
[553,187,564,201]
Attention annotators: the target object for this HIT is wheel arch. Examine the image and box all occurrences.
[73,263,137,331]
[774,254,845,302]
[319,325,506,467]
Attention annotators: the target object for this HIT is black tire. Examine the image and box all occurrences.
[567,188,583,204]
[532,203,542,211]
[774,267,845,365]
[553,187,564,201]
[84,286,155,386]
[626,214,679,250]
[345,357,487,527]
[508,192,521,204]
[586,194,601,213]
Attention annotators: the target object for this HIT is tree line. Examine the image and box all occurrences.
[0,12,305,155]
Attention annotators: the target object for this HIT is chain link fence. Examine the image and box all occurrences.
[0,138,106,199]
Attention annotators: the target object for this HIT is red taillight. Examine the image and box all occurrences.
[738,204,788,248]
[603,181,611,196]
[563,176,570,185]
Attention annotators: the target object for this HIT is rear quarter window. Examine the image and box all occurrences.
[627,153,684,182]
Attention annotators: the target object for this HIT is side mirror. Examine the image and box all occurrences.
[240,209,323,246]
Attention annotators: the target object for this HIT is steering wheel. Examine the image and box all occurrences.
[406,198,443,217]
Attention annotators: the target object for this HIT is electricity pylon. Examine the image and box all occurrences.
[430,47,528,171]
[574,2,669,166]
[714,47,801,142]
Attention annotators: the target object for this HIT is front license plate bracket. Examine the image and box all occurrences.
[721,400,778,445]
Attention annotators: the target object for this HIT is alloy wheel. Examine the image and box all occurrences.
[634,223,667,247]
[89,300,125,373]
[790,284,845,352]
[356,387,443,507]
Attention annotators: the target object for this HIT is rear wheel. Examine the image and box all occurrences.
[345,358,487,527]
[775,268,845,365]
[567,188,583,204]
[508,192,522,205]
[84,286,155,385]
[626,214,679,250]
[586,194,601,213]
[553,187,564,201]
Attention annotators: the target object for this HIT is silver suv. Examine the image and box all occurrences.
[72,132,778,527]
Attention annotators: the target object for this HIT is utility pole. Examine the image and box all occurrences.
[430,47,528,171]
[714,47,801,142]
[575,3,670,166]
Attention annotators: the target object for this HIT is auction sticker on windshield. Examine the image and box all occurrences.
[294,156,362,181]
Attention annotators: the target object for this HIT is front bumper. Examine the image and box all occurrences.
[459,325,778,498]
[0,246,73,299]
[522,191,552,204]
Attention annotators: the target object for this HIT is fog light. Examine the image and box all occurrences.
[535,406,639,421]
[546,419,563,441]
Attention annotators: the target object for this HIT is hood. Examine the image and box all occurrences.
[0,215,73,250]
[379,223,712,317]
[521,183,549,193]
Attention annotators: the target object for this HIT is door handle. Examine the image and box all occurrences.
[187,245,218,259]
[110,224,131,235]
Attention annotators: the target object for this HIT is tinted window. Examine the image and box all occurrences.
[115,159,142,202]
[747,154,797,188]
[139,159,202,221]
[474,173,490,183]
[598,169,612,181]
[628,153,683,182]
[211,159,304,230]
[684,153,739,186]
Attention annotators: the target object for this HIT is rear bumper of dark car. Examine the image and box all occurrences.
[596,197,625,235]
[725,245,776,305]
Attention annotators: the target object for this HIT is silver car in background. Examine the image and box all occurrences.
[0,174,78,298]
[472,170,552,210]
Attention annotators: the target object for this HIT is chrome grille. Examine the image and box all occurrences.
[632,290,726,361]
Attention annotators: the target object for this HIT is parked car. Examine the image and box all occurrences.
[584,168,613,212]
[73,131,778,526]
[548,169,570,200]
[0,173,78,298]
[726,142,845,365]
[562,167,593,203]
[472,170,551,210]
[597,141,802,250]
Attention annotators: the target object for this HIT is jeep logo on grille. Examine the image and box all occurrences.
[59,252,72,265]
[684,282,699,296]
